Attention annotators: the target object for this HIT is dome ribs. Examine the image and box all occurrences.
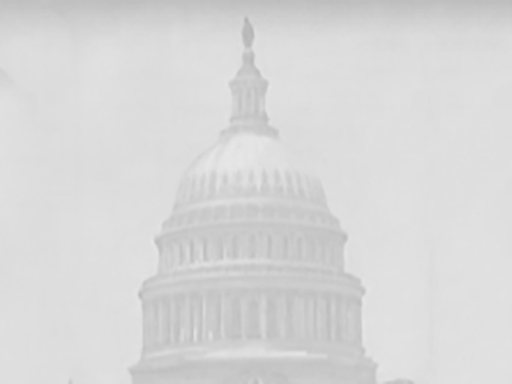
[207,171,217,197]
[260,170,270,195]
[273,170,284,196]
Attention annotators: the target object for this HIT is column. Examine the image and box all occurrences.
[267,234,273,259]
[329,294,336,342]
[257,232,266,259]
[246,294,260,339]
[342,297,349,343]
[190,241,195,265]
[276,292,286,339]
[170,243,176,268]
[219,292,225,340]
[251,89,257,114]
[260,294,267,338]
[182,294,190,343]
[176,296,182,344]
[232,295,243,339]
[346,299,357,344]
[215,237,223,261]
[212,293,221,340]
[285,293,294,340]
[303,295,310,339]
[306,294,316,340]
[196,294,203,342]
[282,235,289,260]
[190,294,197,342]
[168,298,174,345]
[311,294,317,341]
[201,293,207,342]
[294,294,304,340]
[296,236,303,261]
[335,296,343,343]
[319,242,326,265]
[248,233,256,259]
[179,243,185,266]
[273,233,282,261]
[161,298,169,346]
[265,293,278,339]
[317,294,327,342]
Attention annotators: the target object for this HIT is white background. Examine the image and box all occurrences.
[0,2,511,384]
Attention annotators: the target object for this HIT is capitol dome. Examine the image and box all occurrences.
[173,129,328,210]
[131,19,377,384]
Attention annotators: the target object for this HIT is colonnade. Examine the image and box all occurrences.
[232,87,265,118]
[143,290,361,352]
[160,231,343,272]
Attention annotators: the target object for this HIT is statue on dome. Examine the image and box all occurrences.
[243,17,254,49]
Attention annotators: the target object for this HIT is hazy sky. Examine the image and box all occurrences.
[1,2,511,384]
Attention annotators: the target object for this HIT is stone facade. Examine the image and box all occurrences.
[130,20,377,384]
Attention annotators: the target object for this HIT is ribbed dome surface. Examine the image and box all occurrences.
[174,131,328,209]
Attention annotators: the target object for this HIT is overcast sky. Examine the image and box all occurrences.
[0,2,511,384]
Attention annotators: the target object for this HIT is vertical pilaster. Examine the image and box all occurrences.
[162,298,169,346]
[329,294,336,342]
[220,292,226,340]
[295,294,304,340]
[261,294,267,339]
[182,294,190,344]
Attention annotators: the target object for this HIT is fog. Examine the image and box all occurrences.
[0,2,511,384]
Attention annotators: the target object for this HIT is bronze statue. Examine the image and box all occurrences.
[242,17,254,49]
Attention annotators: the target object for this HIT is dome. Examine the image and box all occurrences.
[173,130,328,209]
[134,21,374,381]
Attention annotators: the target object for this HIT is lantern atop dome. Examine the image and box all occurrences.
[222,19,278,138]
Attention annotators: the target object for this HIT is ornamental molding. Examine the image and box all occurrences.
[161,201,341,234]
